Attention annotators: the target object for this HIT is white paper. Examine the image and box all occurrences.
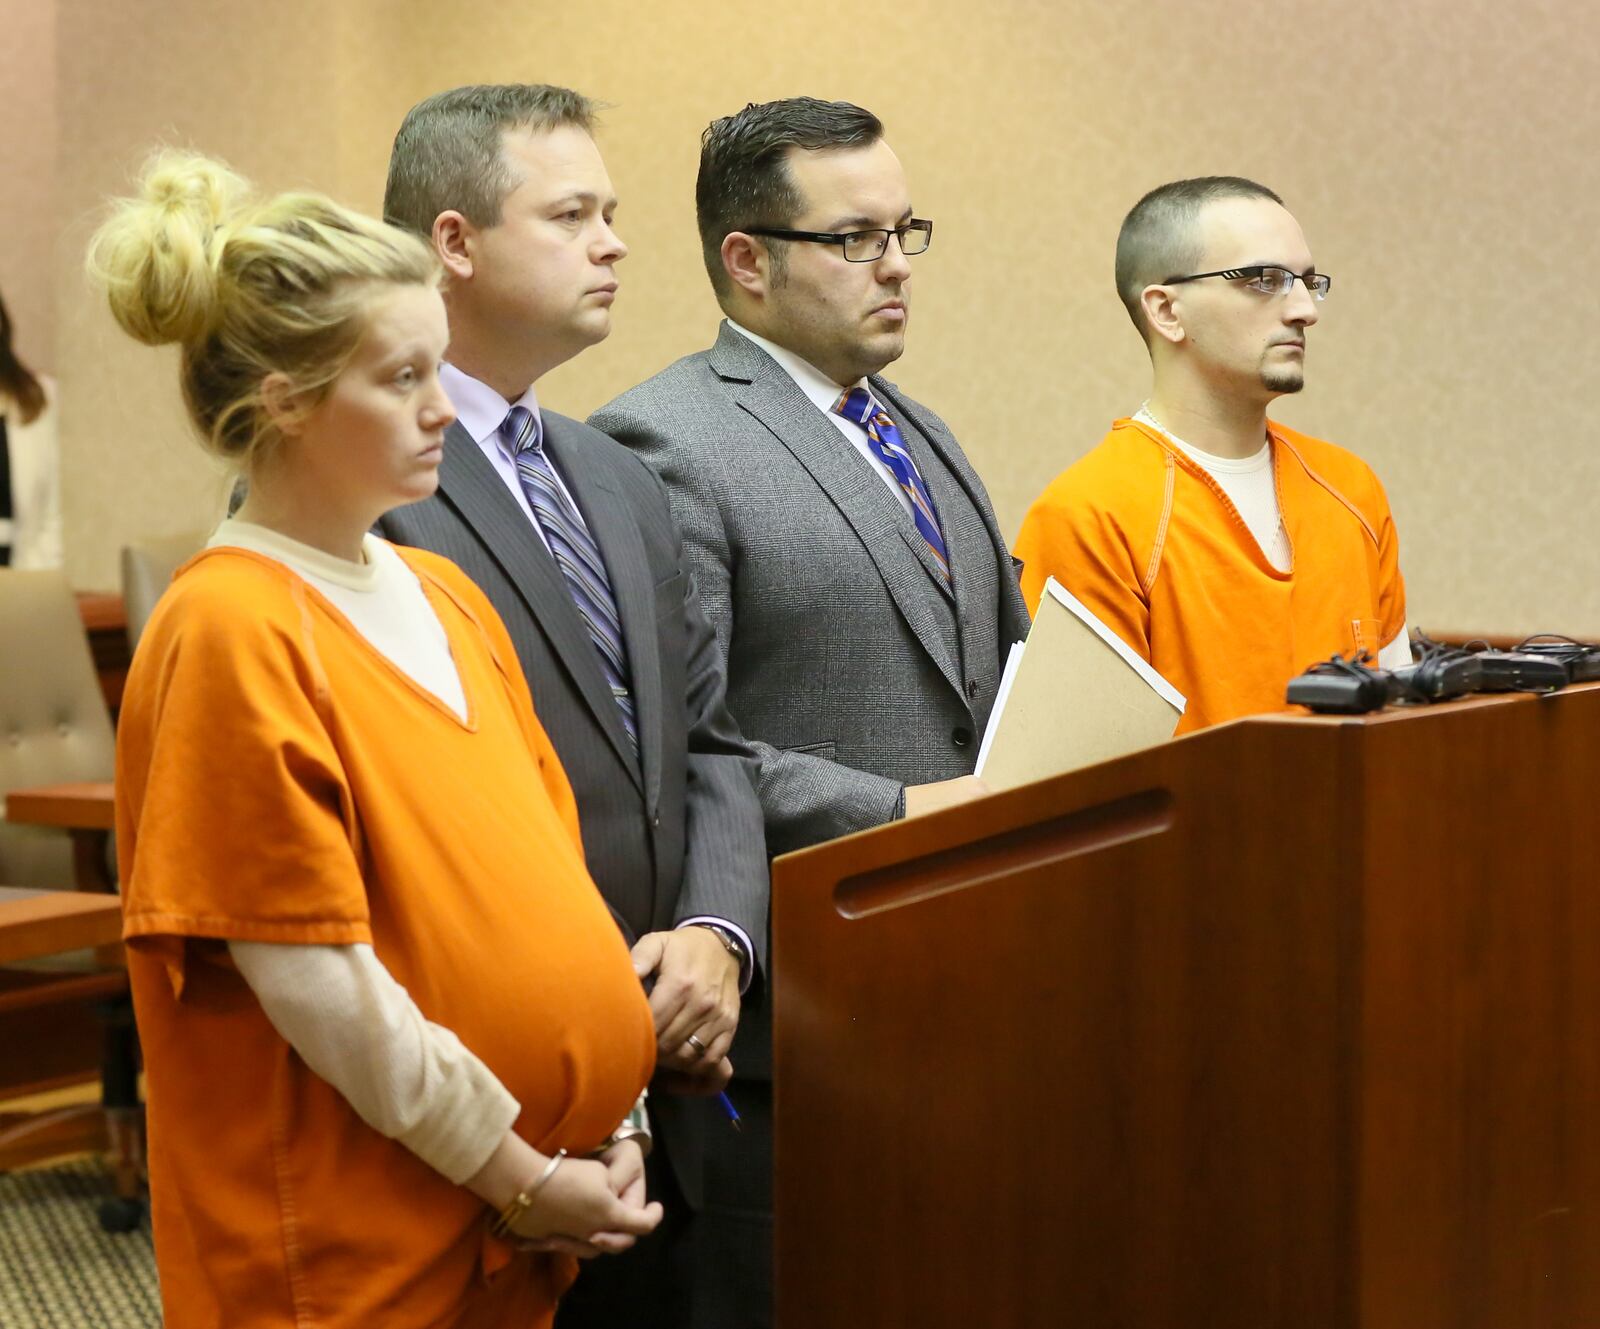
[975,640,1026,777]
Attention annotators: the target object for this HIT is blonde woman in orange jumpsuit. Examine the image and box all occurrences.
[91,153,661,1328]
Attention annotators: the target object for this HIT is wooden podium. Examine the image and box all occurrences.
[772,683,1600,1328]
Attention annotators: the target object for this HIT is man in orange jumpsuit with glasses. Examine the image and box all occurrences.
[1015,176,1409,732]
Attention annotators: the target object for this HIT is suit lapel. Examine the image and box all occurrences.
[874,383,995,654]
[434,419,643,790]
[710,324,964,698]
[896,521,954,601]
[543,416,661,811]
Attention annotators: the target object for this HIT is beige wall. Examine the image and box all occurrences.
[29,0,1600,636]
[0,0,57,374]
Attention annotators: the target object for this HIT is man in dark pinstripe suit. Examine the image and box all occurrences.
[376,84,768,1329]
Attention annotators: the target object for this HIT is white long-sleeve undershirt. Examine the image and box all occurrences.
[209,520,467,718]
[229,940,517,1183]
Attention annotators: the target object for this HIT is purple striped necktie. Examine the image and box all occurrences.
[833,387,950,588]
[501,405,637,752]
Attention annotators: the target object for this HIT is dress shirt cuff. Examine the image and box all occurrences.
[675,916,754,993]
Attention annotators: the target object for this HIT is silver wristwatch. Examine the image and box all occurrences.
[693,922,747,969]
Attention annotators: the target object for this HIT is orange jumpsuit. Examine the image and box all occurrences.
[115,545,656,1329]
[1015,418,1406,733]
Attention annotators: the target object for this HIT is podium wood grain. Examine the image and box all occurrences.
[772,683,1600,1328]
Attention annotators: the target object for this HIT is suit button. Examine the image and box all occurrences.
[965,679,979,699]
[652,815,661,829]
[952,726,972,748]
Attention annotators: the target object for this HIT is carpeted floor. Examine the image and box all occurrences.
[0,1160,160,1328]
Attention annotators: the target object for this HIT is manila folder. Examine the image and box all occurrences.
[977,577,1184,791]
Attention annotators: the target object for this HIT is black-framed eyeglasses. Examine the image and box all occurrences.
[1163,264,1332,300]
[743,218,933,263]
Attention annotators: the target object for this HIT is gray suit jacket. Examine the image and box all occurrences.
[376,409,768,1202]
[592,322,1031,861]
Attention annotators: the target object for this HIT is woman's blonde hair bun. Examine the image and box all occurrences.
[88,151,251,348]
[87,149,438,468]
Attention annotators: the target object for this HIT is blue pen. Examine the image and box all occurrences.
[717,1091,742,1131]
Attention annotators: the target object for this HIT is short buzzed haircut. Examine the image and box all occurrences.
[696,97,883,297]
[384,83,597,239]
[1114,176,1284,339]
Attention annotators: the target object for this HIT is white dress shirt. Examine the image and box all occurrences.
[0,377,63,570]
[724,320,918,524]
[439,362,591,555]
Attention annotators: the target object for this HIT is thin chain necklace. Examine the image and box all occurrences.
[1136,400,1167,435]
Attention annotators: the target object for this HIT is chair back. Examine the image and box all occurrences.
[0,571,116,886]
[121,531,205,652]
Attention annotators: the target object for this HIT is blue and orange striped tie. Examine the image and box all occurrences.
[502,406,637,752]
[834,387,951,588]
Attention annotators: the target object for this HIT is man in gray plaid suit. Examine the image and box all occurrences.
[591,96,1031,1329]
